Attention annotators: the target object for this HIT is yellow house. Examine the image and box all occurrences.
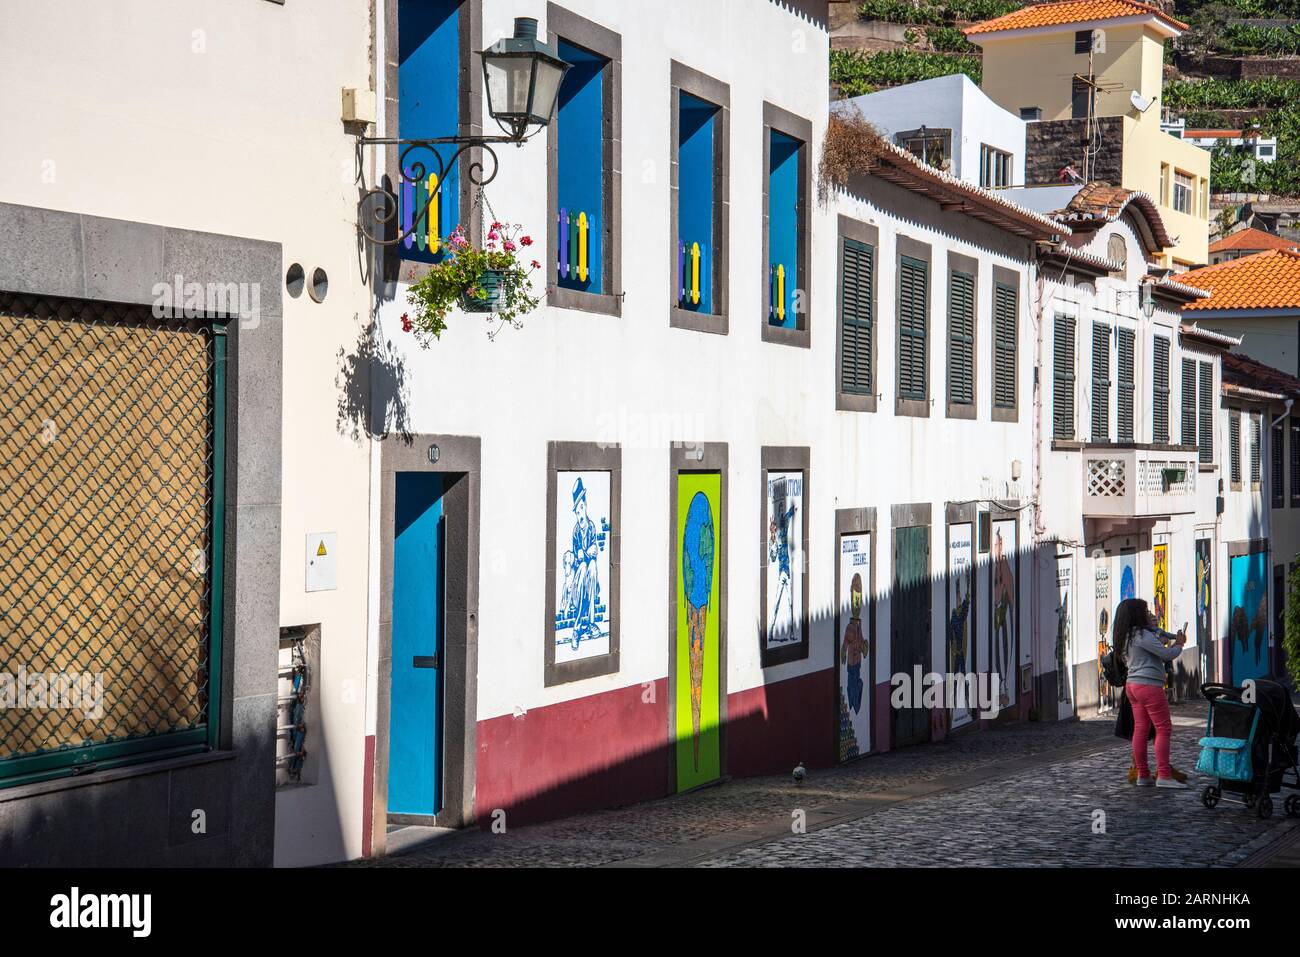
[966,0,1211,267]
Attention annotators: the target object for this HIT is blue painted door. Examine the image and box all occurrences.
[389,472,445,816]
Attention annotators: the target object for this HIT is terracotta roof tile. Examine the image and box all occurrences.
[1208,227,1300,254]
[965,0,1187,36]
[1180,249,1300,311]
[1222,351,1300,399]
[1050,182,1173,250]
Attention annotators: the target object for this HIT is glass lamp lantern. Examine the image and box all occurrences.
[482,17,570,141]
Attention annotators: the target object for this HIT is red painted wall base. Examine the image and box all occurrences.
[725,668,837,776]
[474,678,670,828]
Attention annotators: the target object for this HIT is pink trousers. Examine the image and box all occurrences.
[1128,682,1173,779]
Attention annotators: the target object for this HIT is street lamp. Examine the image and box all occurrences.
[355,17,571,247]
[482,17,570,141]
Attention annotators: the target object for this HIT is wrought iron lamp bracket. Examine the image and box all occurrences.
[354,134,520,248]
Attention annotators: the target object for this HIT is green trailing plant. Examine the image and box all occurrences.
[404,221,542,343]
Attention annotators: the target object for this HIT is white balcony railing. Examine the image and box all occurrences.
[1082,446,1197,519]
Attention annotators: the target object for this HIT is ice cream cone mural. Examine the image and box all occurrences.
[676,475,721,791]
[683,491,714,770]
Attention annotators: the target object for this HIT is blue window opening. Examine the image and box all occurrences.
[556,39,606,295]
[397,0,463,264]
[768,130,801,328]
[678,93,718,314]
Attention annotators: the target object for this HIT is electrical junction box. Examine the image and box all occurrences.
[306,533,338,592]
[341,87,376,124]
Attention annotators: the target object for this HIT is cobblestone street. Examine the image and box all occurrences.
[346,699,1300,868]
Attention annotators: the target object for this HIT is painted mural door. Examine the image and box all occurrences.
[892,526,930,747]
[388,473,445,817]
[1055,555,1074,720]
[1196,537,1213,684]
[1229,552,1269,685]
[990,519,1017,711]
[947,523,975,729]
[676,474,721,791]
[839,532,872,761]
[1095,560,1115,713]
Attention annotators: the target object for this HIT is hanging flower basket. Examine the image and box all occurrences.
[404,221,542,342]
[460,267,508,313]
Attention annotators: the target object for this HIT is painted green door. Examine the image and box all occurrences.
[676,473,721,791]
[892,525,930,747]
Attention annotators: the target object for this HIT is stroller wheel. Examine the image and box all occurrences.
[1257,795,1274,819]
[1201,786,1220,809]
[1287,795,1300,818]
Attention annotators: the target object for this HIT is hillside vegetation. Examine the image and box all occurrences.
[830,0,1300,195]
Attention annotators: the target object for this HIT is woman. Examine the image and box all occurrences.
[1113,597,1187,789]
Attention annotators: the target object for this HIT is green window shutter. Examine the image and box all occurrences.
[993,281,1017,410]
[1117,328,1135,442]
[898,256,928,402]
[1290,419,1300,507]
[1052,314,1076,440]
[947,269,975,406]
[1152,336,1170,444]
[1230,410,1241,484]
[1251,413,1262,484]
[1180,358,1197,447]
[1199,361,1214,464]
[1092,324,1111,442]
[840,238,874,396]
[1273,422,1284,506]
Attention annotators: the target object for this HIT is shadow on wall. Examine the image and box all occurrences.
[336,318,411,443]
[464,536,1063,833]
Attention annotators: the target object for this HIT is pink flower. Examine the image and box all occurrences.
[520,236,533,247]
[487,230,500,242]
[530,260,541,270]
[400,313,413,334]
[503,240,517,253]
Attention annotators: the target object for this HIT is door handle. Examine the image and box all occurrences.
[413,655,440,670]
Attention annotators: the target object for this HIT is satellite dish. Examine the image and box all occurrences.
[1130,90,1155,113]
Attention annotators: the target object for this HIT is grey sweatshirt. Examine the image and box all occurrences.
[1124,628,1183,686]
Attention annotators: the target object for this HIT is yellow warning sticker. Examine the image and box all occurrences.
[317,541,328,557]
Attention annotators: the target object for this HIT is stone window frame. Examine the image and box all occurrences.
[759,446,811,668]
[761,102,812,349]
[383,0,483,284]
[667,441,729,787]
[669,61,730,336]
[836,215,879,413]
[991,264,1020,424]
[834,505,878,757]
[945,251,979,421]
[546,3,623,318]
[544,440,622,686]
[896,235,933,418]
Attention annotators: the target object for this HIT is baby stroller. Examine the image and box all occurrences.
[1198,680,1300,819]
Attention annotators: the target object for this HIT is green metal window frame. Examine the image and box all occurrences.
[840,237,874,396]
[1117,328,1135,443]
[1091,323,1111,442]
[0,322,227,788]
[1180,357,1197,448]
[1052,314,1076,440]
[992,281,1017,410]
[1230,409,1242,486]
[947,268,975,407]
[1199,361,1214,464]
[898,255,929,402]
[1152,336,1170,444]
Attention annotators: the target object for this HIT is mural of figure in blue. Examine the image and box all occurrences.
[568,477,602,650]
[768,477,798,641]
[1230,552,1269,683]
[682,492,715,771]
